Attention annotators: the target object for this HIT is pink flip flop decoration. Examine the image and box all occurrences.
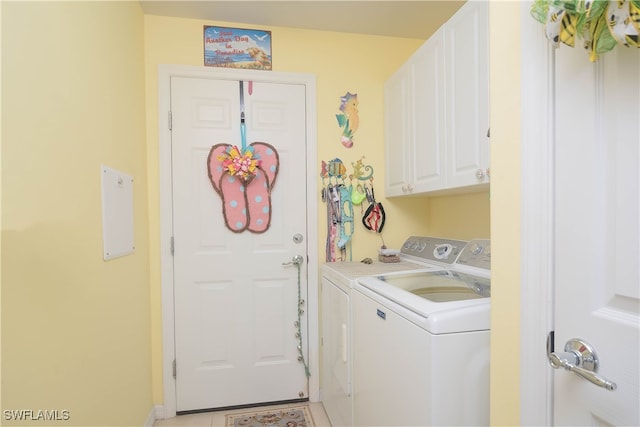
[207,142,279,233]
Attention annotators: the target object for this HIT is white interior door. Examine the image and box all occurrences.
[552,46,639,425]
[170,76,309,412]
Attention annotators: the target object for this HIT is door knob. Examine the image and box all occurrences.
[548,338,617,391]
[282,255,304,266]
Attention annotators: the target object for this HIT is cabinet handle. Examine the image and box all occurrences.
[475,169,485,180]
[406,183,413,193]
[341,324,347,363]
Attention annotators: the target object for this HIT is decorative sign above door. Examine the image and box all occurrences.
[203,26,272,70]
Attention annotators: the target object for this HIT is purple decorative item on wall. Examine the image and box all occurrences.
[336,92,359,148]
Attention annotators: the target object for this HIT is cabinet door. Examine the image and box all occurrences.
[445,0,490,188]
[384,63,411,197]
[411,29,447,193]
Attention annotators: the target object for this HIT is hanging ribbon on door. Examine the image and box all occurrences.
[239,80,247,151]
[206,81,281,233]
[293,259,311,378]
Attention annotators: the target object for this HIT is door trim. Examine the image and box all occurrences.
[519,2,554,425]
[157,64,319,418]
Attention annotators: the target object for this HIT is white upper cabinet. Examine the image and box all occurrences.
[445,1,490,189]
[384,1,489,197]
[412,30,447,193]
[384,61,412,196]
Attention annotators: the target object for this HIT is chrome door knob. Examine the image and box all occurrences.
[548,338,617,391]
[282,255,304,266]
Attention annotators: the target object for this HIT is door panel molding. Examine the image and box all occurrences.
[157,65,318,419]
[519,2,554,425]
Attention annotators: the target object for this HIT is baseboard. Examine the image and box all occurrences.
[143,405,157,427]
[154,405,165,421]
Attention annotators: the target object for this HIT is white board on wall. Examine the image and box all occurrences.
[101,165,135,260]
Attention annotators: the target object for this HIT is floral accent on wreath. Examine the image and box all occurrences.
[217,145,261,185]
[531,0,640,62]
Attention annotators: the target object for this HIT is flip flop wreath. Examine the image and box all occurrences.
[206,81,280,234]
[207,142,279,234]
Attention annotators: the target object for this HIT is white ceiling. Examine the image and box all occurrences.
[139,1,466,39]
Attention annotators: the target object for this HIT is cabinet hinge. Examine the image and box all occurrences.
[170,236,174,256]
[168,111,172,131]
[172,359,177,379]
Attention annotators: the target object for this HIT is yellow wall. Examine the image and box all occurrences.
[0,1,4,414]
[489,1,521,425]
[144,15,492,405]
[1,2,153,426]
[427,192,491,239]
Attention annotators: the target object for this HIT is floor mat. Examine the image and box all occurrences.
[225,405,315,427]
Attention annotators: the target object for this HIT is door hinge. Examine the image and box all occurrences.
[170,236,174,256]
[168,110,172,131]
[172,359,176,379]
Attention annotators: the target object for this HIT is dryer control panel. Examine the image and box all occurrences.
[455,239,491,270]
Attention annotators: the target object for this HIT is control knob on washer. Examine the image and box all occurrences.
[470,243,484,255]
[434,244,453,259]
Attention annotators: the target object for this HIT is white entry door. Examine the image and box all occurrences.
[170,76,310,412]
[552,46,639,424]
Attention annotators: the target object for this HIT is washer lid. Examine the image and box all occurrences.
[381,270,490,302]
[357,270,491,333]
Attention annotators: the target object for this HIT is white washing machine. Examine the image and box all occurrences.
[320,237,467,427]
[353,239,491,426]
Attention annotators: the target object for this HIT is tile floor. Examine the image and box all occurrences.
[153,401,331,427]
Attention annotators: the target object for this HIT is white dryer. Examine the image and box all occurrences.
[320,237,467,427]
